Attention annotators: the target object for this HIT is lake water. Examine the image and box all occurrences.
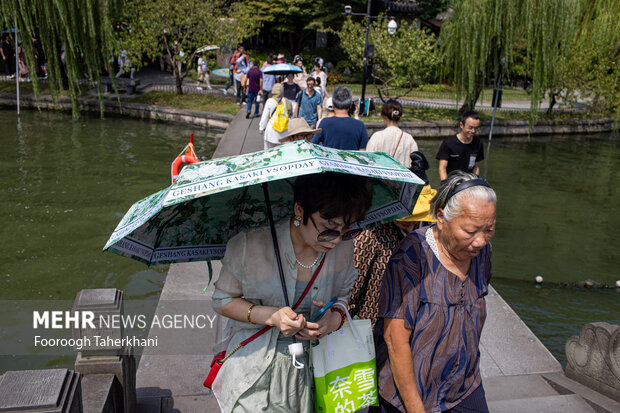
[1,109,618,372]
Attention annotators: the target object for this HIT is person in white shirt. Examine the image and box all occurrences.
[259,83,293,149]
[310,59,328,99]
[197,55,212,89]
[366,99,418,168]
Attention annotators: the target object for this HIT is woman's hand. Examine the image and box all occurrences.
[295,300,343,340]
[268,306,306,337]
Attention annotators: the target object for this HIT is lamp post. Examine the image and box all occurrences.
[344,2,397,116]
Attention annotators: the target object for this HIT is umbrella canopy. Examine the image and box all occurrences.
[262,63,302,76]
[211,68,229,77]
[196,44,219,53]
[103,140,424,266]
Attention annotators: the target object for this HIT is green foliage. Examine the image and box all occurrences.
[242,0,365,33]
[240,0,365,53]
[552,0,620,116]
[439,0,619,119]
[415,0,451,21]
[118,0,261,94]
[1,0,120,118]
[338,18,440,100]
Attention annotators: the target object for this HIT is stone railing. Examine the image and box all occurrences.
[566,322,620,402]
[0,288,136,413]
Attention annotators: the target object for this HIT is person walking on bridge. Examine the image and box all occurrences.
[436,111,484,181]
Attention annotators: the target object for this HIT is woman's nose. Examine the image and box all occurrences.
[471,233,488,248]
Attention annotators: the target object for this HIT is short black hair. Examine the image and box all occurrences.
[460,110,480,124]
[294,173,372,227]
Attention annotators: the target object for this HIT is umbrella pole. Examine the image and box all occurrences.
[262,182,290,308]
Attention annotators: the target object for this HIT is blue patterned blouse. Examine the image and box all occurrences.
[374,226,492,412]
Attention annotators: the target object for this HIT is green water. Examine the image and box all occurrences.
[0,109,618,371]
[1,109,219,302]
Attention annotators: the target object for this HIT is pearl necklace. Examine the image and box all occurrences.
[295,253,321,269]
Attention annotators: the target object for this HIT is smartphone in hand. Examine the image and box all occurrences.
[309,297,339,322]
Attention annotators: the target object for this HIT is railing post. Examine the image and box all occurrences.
[72,288,136,413]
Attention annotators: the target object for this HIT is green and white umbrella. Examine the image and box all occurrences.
[103,140,424,266]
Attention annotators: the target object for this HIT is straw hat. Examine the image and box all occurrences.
[396,185,437,222]
[280,118,322,141]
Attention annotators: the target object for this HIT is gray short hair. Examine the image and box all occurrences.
[430,171,497,221]
[332,86,353,109]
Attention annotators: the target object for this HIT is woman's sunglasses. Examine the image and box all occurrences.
[310,216,362,242]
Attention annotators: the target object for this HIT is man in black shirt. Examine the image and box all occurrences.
[436,111,483,180]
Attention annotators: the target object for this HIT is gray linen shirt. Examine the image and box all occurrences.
[211,217,358,412]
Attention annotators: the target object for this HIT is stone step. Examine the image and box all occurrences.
[488,394,597,413]
[483,374,561,401]
[542,372,620,413]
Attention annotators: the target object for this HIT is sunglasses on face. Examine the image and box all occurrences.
[309,215,362,242]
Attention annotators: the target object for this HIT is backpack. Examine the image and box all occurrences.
[270,98,289,132]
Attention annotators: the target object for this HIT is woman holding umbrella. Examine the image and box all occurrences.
[211,172,373,412]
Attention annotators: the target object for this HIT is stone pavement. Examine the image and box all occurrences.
[0,65,574,113]
[129,67,557,113]
[135,105,619,412]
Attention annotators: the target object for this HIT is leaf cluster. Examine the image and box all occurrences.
[337,18,440,99]
[240,0,366,33]
[439,0,619,119]
[117,0,261,93]
[1,0,120,118]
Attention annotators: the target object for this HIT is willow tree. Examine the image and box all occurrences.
[440,0,580,116]
[118,0,260,94]
[552,0,620,117]
[0,0,120,118]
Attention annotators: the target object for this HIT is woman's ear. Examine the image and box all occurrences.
[293,202,304,219]
[436,209,446,227]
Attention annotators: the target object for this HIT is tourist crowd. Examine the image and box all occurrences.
[212,48,496,412]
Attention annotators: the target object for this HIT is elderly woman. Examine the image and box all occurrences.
[373,171,497,413]
[212,172,372,413]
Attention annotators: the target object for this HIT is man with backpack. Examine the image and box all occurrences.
[258,83,293,149]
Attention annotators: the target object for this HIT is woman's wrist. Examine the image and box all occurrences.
[248,304,280,327]
[330,306,346,332]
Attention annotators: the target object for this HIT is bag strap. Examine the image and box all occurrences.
[223,254,327,362]
[390,129,405,159]
[268,98,283,121]
[332,302,366,350]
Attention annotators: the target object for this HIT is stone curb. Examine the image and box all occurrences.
[0,93,233,130]
[364,117,618,139]
[1,92,616,139]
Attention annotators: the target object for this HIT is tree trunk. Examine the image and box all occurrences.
[171,58,183,95]
[289,33,295,56]
[459,73,483,113]
[547,91,557,116]
[176,73,183,94]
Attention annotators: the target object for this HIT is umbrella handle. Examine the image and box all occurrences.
[261,183,290,308]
